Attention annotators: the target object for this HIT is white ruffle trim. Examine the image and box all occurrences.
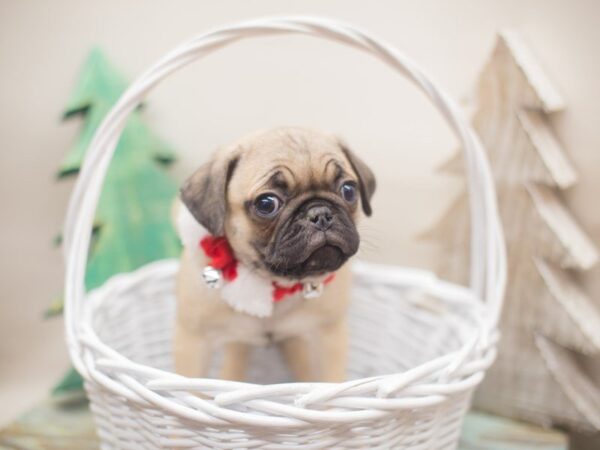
[176,203,276,317]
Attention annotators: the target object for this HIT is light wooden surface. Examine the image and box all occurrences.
[0,399,569,450]
[0,398,97,450]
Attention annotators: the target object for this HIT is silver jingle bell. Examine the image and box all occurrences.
[302,281,324,299]
[202,265,223,289]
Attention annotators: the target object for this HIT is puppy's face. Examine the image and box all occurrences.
[181,128,375,280]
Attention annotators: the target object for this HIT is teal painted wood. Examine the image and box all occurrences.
[459,411,568,450]
[59,48,180,291]
[53,49,181,395]
[0,398,98,450]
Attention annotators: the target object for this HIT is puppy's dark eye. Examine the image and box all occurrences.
[254,193,282,218]
[340,181,357,203]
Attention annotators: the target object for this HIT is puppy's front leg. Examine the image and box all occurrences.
[280,335,316,382]
[318,318,348,382]
[174,324,211,378]
[220,342,249,381]
[281,319,348,382]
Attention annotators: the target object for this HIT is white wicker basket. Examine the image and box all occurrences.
[63,17,506,450]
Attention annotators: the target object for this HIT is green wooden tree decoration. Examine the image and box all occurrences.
[53,48,181,395]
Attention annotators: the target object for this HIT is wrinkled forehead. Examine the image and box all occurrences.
[229,131,354,196]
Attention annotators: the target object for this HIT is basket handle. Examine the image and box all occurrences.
[63,16,506,367]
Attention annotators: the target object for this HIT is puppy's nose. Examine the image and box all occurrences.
[307,205,333,231]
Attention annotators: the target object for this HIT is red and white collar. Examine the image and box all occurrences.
[176,204,334,318]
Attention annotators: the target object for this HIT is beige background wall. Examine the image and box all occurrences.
[1,0,599,426]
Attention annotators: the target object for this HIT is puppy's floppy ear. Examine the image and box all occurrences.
[180,155,239,236]
[340,142,376,216]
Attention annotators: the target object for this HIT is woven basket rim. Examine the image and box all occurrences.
[79,258,497,427]
[62,16,506,430]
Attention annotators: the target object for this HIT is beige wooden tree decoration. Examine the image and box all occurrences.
[426,31,600,431]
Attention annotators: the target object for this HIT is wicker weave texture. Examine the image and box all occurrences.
[81,260,489,449]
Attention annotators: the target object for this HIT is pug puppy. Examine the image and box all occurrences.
[174,127,375,382]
